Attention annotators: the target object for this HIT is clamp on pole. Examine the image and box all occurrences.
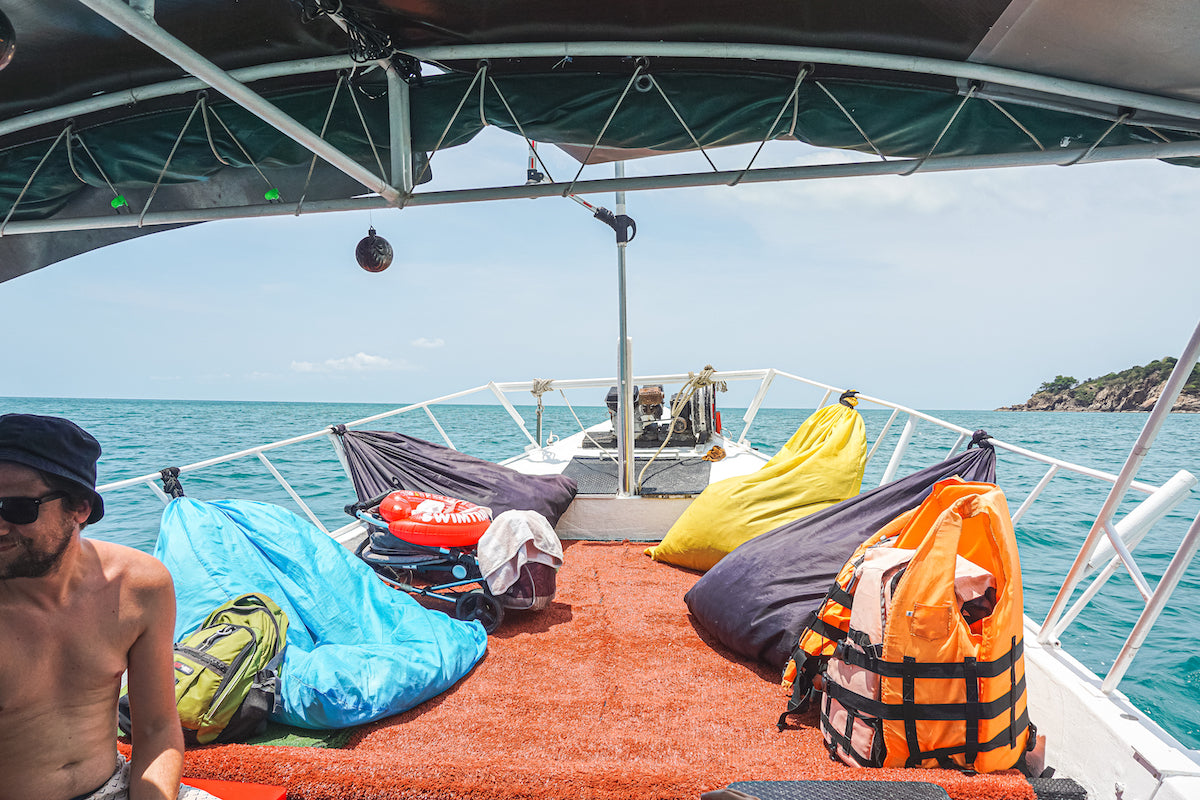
[593,206,637,244]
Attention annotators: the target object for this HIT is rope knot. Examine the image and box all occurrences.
[689,365,727,392]
[159,467,185,499]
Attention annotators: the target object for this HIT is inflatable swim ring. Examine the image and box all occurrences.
[375,490,492,548]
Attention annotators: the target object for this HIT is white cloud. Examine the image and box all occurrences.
[411,337,445,349]
[290,352,405,373]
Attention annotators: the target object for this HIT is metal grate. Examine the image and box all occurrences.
[723,781,951,800]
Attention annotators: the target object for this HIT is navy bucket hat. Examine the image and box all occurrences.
[0,413,105,524]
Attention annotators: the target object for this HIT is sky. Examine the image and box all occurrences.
[3,128,1199,411]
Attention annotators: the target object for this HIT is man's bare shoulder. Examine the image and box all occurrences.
[85,539,173,593]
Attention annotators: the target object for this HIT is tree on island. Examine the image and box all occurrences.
[1037,375,1077,394]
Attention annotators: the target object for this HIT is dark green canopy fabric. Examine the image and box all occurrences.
[7,70,1188,225]
[2,0,1199,279]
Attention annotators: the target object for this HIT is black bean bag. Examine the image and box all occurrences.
[334,428,578,527]
[684,431,997,668]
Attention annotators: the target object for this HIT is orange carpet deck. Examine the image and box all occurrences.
[144,541,1035,800]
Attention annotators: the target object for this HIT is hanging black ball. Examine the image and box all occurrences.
[0,10,15,72]
[355,226,393,273]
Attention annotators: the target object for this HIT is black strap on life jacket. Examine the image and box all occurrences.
[801,544,887,652]
[899,709,1033,769]
[806,614,849,645]
[902,655,920,765]
[963,656,980,765]
[842,628,877,652]
[824,670,1027,723]
[819,687,886,766]
[833,634,1024,679]
[826,583,855,611]
[800,580,859,649]
[777,646,823,730]
[893,647,1030,770]
[822,635,1030,770]
[1007,636,1019,748]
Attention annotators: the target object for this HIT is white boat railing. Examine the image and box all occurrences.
[96,364,1198,694]
[1040,321,1200,693]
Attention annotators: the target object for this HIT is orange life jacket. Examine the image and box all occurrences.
[783,479,1032,772]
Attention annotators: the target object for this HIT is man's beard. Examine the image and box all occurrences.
[0,521,74,579]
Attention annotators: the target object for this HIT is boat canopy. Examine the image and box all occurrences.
[3,0,1200,279]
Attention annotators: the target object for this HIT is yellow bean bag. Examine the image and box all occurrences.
[645,402,867,571]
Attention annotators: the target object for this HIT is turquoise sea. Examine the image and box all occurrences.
[4,397,1199,750]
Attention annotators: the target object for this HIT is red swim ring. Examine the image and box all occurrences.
[375,490,492,548]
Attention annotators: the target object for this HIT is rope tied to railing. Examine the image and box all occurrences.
[689,365,727,393]
[159,467,185,499]
[970,429,993,450]
[839,389,859,408]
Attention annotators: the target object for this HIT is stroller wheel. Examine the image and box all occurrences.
[455,591,504,633]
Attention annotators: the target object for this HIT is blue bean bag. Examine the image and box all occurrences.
[154,497,488,729]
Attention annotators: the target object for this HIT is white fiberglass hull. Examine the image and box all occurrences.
[1022,619,1200,800]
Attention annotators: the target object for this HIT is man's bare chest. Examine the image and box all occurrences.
[0,604,130,714]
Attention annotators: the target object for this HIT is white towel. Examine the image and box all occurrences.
[477,509,563,595]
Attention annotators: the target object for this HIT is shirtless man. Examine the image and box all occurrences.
[0,414,212,800]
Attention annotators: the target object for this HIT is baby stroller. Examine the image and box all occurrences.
[346,489,505,633]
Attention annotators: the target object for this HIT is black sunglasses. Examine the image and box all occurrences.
[0,491,69,525]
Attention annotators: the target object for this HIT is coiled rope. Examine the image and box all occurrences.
[637,365,726,491]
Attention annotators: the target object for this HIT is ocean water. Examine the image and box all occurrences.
[3,396,1199,750]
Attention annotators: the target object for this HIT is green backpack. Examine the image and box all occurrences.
[120,592,289,745]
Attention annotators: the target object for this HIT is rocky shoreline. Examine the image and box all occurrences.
[999,376,1200,413]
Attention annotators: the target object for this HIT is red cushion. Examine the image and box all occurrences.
[183,778,286,800]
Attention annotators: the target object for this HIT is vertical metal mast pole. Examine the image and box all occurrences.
[615,161,635,497]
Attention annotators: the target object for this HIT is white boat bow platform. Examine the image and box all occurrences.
[3,2,1200,799]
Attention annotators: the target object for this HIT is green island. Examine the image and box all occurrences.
[1000,357,1200,412]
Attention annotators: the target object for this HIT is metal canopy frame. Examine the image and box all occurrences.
[6,1,1200,239]
[74,0,400,203]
